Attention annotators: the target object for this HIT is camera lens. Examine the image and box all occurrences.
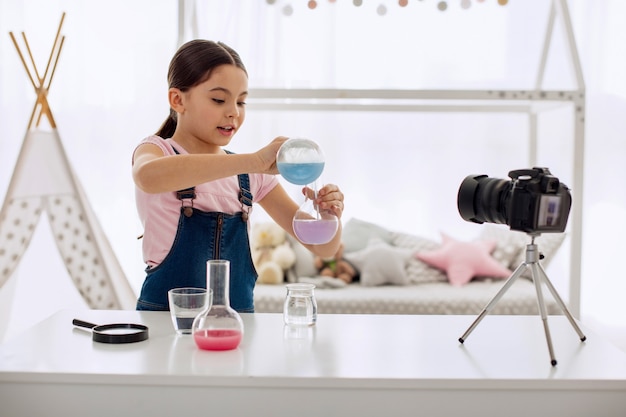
[457,174,512,226]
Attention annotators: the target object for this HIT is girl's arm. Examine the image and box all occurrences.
[132,137,287,194]
[259,183,344,259]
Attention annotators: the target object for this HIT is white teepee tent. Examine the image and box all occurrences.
[0,13,135,310]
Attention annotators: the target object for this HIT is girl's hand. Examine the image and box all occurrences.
[254,136,288,175]
[304,184,345,219]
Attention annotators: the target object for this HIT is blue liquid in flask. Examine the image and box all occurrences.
[277,162,325,185]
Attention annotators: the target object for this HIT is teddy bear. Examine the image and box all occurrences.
[250,222,297,285]
[314,243,357,284]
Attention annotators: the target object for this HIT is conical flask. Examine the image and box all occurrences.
[192,260,244,351]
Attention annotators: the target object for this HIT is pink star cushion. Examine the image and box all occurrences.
[415,233,512,286]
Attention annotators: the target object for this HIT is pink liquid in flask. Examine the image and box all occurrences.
[194,329,242,351]
[293,218,337,244]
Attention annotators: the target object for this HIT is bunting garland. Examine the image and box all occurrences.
[266,0,509,16]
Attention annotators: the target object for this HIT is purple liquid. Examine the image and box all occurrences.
[293,219,338,244]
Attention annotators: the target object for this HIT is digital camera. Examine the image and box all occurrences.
[457,167,571,234]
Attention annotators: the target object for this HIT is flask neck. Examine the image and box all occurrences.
[207,260,230,307]
[210,280,229,306]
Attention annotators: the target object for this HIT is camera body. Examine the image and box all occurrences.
[457,167,571,234]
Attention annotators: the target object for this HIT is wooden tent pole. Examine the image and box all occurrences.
[35,88,57,129]
[8,32,37,90]
[20,32,50,128]
[41,12,65,88]
[37,13,65,128]
[8,32,44,129]
[46,36,65,91]
[21,32,43,85]
[36,34,64,128]
[8,13,65,129]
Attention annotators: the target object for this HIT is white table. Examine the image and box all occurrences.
[1,310,625,417]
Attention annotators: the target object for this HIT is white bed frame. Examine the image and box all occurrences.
[177,0,585,316]
[245,0,585,317]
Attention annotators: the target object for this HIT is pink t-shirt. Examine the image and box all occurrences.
[134,135,279,267]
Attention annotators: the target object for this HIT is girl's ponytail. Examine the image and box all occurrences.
[156,108,177,138]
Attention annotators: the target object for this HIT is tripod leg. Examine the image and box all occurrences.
[530,263,558,366]
[459,262,527,343]
[536,263,587,341]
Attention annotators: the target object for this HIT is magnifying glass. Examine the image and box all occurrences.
[72,319,149,344]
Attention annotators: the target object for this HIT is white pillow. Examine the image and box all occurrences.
[342,218,393,253]
[344,238,412,286]
[286,234,317,279]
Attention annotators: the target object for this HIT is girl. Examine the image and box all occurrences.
[132,39,344,312]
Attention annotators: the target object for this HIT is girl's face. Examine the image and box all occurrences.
[173,64,248,152]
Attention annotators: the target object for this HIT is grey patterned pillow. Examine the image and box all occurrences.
[479,225,566,278]
[478,226,525,269]
[392,227,566,284]
[390,232,448,284]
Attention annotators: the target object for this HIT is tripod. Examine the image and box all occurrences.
[458,233,586,366]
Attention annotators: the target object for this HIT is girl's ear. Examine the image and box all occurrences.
[168,88,185,114]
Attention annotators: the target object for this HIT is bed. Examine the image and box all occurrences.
[253,219,566,316]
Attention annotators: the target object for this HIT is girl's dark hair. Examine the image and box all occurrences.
[156,40,247,138]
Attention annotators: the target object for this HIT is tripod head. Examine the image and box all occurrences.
[519,232,546,263]
[525,231,541,243]
[524,232,544,260]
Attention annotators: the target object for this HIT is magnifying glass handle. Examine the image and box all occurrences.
[72,319,98,330]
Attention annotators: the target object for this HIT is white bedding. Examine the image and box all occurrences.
[253,279,562,315]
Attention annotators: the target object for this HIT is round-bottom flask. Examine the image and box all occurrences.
[292,186,338,245]
[276,138,325,185]
[192,260,244,351]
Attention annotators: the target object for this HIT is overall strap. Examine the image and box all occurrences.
[171,147,254,221]
[172,146,196,216]
[226,150,253,222]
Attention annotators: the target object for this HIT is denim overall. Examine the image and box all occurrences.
[136,150,257,312]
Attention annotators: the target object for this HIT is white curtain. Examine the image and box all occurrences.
[0,0,624,339]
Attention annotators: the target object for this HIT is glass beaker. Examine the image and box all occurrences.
[283,283,317,327]
[168,287,212,335]
[192,260,244,351]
